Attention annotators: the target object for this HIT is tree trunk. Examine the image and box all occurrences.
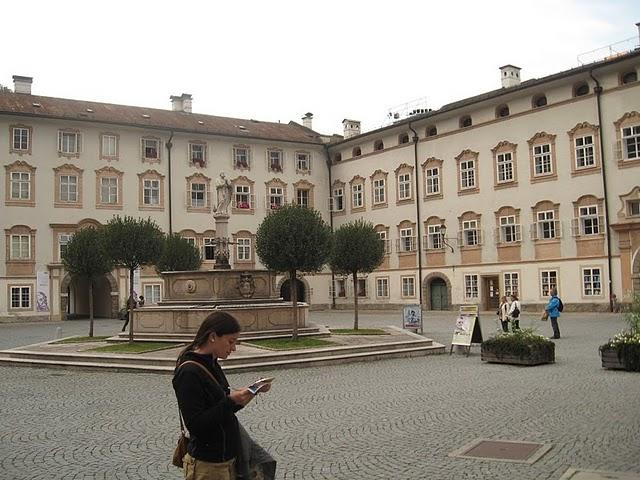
[290,270,298,341]
[88,279,94,337]
[352,272,359,331]
[129,269,135,343]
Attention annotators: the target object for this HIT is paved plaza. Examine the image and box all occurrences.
[1,311,639,480]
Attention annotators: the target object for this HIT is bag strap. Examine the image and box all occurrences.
[176,360,221,436]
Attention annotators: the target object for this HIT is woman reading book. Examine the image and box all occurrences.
[173,312,271,479]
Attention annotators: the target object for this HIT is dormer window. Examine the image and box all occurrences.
[398,133,409,144]
[533,94,547,108]
[459,116,472,128]
[496,105,510,118]
[426,126,437,137]
[573,82,589,97]
[621,71,638,85]
[374,140,384,151]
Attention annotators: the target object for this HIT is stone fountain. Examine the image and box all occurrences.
[133,172,308,336]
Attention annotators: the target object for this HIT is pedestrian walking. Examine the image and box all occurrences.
[508,294,521,331]
[545,288,562,339]
[498,296,510,332]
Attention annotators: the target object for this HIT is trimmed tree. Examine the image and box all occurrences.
[256,204,332,340]
[61,226,113,337]
[103,216,164,342]
[330,219,385,330]
[156,233,203,273]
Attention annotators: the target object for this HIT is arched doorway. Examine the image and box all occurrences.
[61,273,118,319]
[280,279,306,302]
[430,278,448,310]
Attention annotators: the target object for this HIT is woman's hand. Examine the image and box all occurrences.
[229,388,255,407]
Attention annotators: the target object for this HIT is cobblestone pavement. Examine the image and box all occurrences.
[1,311,639,480]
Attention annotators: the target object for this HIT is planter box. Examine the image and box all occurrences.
[481,347,555,366]
[600,347,640,371]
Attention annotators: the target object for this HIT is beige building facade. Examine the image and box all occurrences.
[1,50,640,321]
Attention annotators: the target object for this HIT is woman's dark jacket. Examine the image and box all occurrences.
[172,351,242,462]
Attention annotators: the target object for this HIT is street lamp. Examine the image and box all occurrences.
[439,221,455,253]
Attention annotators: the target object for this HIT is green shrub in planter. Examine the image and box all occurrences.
[481,329,555,365]
[599,293,640,372]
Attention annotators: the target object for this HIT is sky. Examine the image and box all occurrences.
[1,0,638,135]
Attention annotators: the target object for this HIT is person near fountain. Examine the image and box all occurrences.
[173,312,270,479]
[213,172,232,215]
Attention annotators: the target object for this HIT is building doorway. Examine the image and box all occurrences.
[430,278,449,310]
[483,276,500,311]
[280,279,306,302]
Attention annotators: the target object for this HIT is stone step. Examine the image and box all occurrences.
[0,342,445,374]
[111,326,324,343]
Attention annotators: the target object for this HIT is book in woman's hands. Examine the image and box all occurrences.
[247,377,274,395]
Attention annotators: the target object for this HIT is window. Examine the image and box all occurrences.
[184,237,196,247]
[398,173,411,200]
[460,160,475,189]
[537,211,557,239]
[376,278,389,298]
[425,167,440,195]
[296,188,309,207]
[237,238,251,261]
[144,284,161,305]
[11,234,31,259]
[268,150,283,172]
[357,278,367,297]
[10,286,31,309]
[333,153,342,163]
[374,140,384,151]
[622,124,640,160]
[101,134,118,158]
[10,172,30,200]
[534,144,552,175]
[496,105,510,118]
[235,185,251,209]
[427,224,442,249]
[573,82,589,97]
[143,179,160,205]
[503,272,519,297]
[59,233,73,260]
[191,183,206,208]
[621,71,638,85]
[101,177,118,204]
[496,152,514,183]
[336,279,346,298]
[12,127,30,152]
[59,175,78,202]
[234,146,249,168]
[628,200,640,217]
[377,230,390,254]
[352,147,361,157]
[333,187,344,211]
[499,216,520,243]
[460,115,472,128]
[58,130,81,155]
[398,133,409,144]
[268,187,284,209]
[373,179,385,204]
[464,274,479,299]
[190,143,206,166]
[296,152,310,172]
[540,270,558,297]
[402,276,415,297]
[352,183,363,208]
[400,228,414,252]
[142,138,159,160]
[578,205,599,235]
[533,94,547,108]
[575,135,595,168]
[582,268,602,296]
[203,238,216,261]
[426,126,437,137]
[462,220,479,246]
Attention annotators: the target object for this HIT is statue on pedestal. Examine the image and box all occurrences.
[213,172,232,215]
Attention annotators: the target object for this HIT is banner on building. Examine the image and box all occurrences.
[36,270,50,312]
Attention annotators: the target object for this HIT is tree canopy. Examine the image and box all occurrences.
[156,233,203,273]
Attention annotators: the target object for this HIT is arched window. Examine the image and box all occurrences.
[352,146,362,157]
[532,94,547,108]
[573,82,589,97]
[459,115,472,128]
[426,125,438,137]
[398,133,410,144]
[496,104,510,118]
[374,140,384,151]
[333,153,342,163]
[621,71,638,85]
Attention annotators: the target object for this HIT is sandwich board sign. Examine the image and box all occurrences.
[403,304,422,333]
[450,304,483,356]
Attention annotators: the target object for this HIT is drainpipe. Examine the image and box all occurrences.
[324,144,336,309]
[589,70,614,312]
[166,132,174,235]
[408,122,424,326]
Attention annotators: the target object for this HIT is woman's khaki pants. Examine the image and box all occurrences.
[183,453,236,480]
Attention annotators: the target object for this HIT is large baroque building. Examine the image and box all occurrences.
[1,48,640,321]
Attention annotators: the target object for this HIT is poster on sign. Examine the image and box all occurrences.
[403,304,422,331]
[452,315,476,346]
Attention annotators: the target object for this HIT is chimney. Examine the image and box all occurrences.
[499,65,521,88]
[342,119,361,139]
[302,112,313,130]
[13,75,33,94]
[170,93,193,113]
